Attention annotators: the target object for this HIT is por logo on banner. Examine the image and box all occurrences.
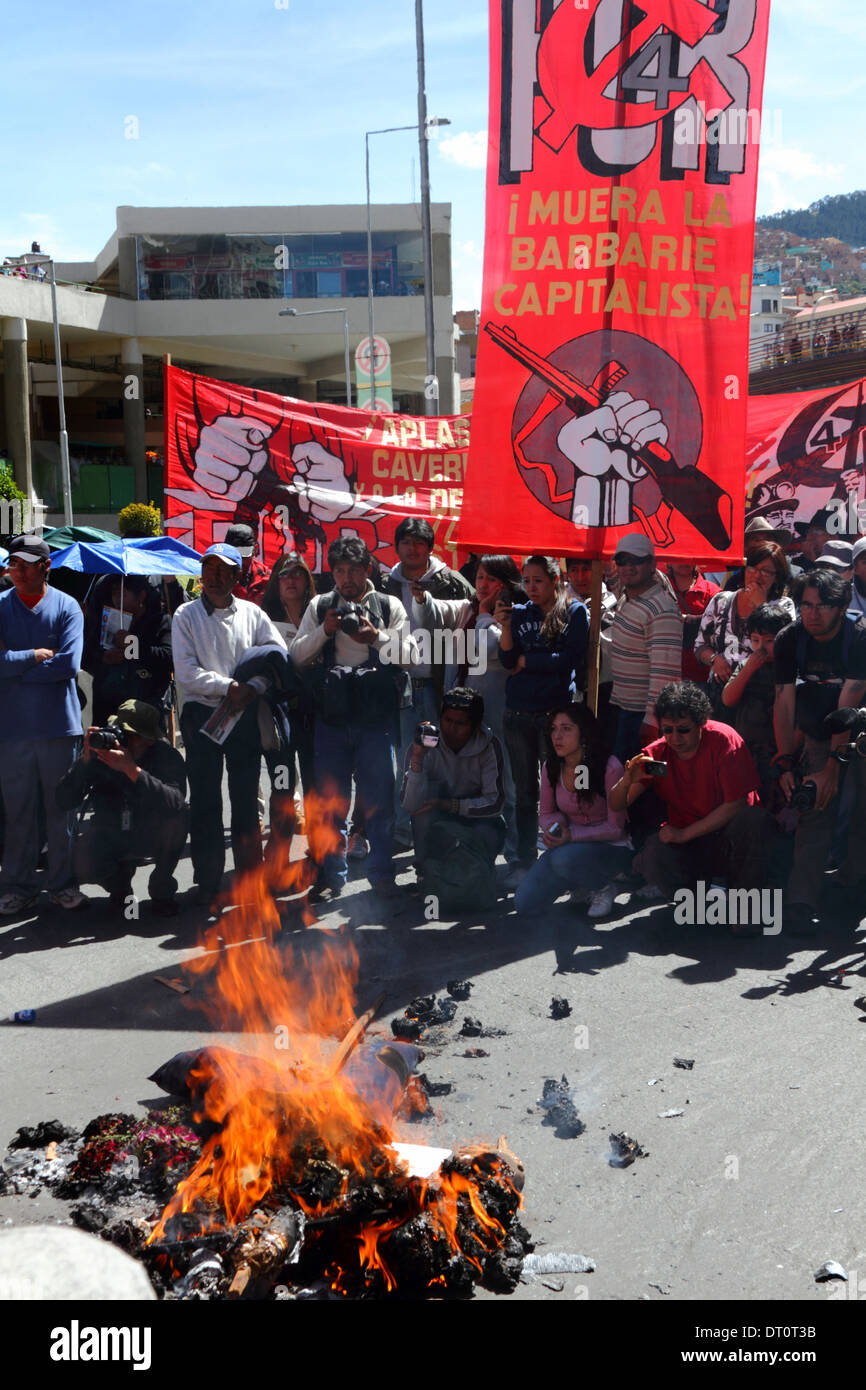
[163,364,470,574]
[460,0,771,566]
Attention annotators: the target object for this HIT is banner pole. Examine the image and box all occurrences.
[586,560,603,717]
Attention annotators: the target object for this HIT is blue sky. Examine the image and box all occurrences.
[2,0,863,309]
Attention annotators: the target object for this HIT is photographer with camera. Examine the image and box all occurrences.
[400,687,505,912]
[56,700,188,916]
[609,682,770,933]
[290,537,414,900]
[773,568,866,933]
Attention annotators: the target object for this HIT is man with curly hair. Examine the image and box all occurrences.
[609,681,771,931]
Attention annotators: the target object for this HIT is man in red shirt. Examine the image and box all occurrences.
[609,681,771,919]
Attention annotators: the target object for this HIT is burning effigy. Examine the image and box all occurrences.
[1,797,531,1299]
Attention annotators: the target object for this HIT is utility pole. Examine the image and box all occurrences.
[415,0,437,416]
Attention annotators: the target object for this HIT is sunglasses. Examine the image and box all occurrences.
[614,554,652,567]
[660,724,695,736]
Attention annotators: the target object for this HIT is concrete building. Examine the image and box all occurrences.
[0,203,454,525]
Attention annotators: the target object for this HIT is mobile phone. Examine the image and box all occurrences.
[642,759,668,777]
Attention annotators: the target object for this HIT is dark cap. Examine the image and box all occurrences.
[224,524,256,557]
[8,533,50,563]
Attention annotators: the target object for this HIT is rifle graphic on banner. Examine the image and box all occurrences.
[485,322,733,550]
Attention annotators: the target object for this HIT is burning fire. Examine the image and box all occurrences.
[146,789,522,1295]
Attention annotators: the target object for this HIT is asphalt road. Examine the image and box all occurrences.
[2,786,865,1307]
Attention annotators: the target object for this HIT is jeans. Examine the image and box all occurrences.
[181,701,263,899]
[503,708,552,865]
[73,813,188,902]
[395,681,439,832]
[611,707,646,763]
[787,737,866,908]
[514,841,633,915]
[636,805,772,898]
[0,736,80,896]
[315,719,396,885]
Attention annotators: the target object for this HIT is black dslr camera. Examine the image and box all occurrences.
[788,768,818,813]
[337,601,364,636]
[89,726,127,751]
[824,706,866,764]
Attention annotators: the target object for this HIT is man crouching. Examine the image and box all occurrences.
[400,686,505,913]
[609,681,772,936]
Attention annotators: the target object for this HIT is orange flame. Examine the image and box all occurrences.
[147,789,521,1290]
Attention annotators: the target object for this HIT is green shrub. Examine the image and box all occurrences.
[0,462,27,546]
[117,501,162,537]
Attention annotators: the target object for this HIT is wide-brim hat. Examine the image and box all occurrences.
[109,700,165,741]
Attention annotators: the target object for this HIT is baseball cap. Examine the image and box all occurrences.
[224,524,256,558]
[8,533,50,563]
[852,537,866,563]
[816,539,854,570]
[203,542,243,568]
[108,700,165,742]
[613,532,654,560]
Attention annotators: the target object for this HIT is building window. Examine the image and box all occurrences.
[135,231,426,301]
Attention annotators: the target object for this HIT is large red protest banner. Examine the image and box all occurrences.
[163,365,470,574]
[460,0,772,566]
[746,374,866,540]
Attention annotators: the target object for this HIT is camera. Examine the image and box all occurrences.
[548,821,563,838]
[89,727,127,752]
[788,768,817,813]
[824,706,866,763]
[337,601,364,636]
[415,721,440,749]
[642,759,668,778]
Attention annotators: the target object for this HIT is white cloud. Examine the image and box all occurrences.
[757,146,847,215]
[452,238,483,312]
[438,130,488,171]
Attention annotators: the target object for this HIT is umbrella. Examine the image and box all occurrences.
[43,525,119,551]
[49,537,202,620]
[49,539,201,577]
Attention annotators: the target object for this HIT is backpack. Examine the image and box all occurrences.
[312,591,411,726]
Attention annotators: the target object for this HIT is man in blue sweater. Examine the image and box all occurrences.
[0,534,85,914]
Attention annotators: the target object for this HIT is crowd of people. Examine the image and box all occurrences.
[1,507,865,937]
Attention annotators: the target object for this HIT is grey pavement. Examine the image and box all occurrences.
[2,784,866,1305]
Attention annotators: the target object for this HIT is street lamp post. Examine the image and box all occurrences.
[364,123,416,409]
[365,107,449,413]
[3,252,73,523]
[279,306,353,407]
[415,0,447,417]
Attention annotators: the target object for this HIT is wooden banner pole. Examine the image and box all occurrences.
[586,560,603,717]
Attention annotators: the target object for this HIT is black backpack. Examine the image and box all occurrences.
[312,591,410,726]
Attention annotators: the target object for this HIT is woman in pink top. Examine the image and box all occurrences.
[514,704,632,918]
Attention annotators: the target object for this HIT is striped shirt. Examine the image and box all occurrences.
[610,578,683,723]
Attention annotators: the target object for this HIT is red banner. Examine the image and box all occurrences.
[460,0,771,566]
[163,365,470,574]
[747,374,866,540]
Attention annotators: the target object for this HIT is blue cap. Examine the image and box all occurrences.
[203,542,243,568]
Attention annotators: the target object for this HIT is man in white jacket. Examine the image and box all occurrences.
[172,542,286,912]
